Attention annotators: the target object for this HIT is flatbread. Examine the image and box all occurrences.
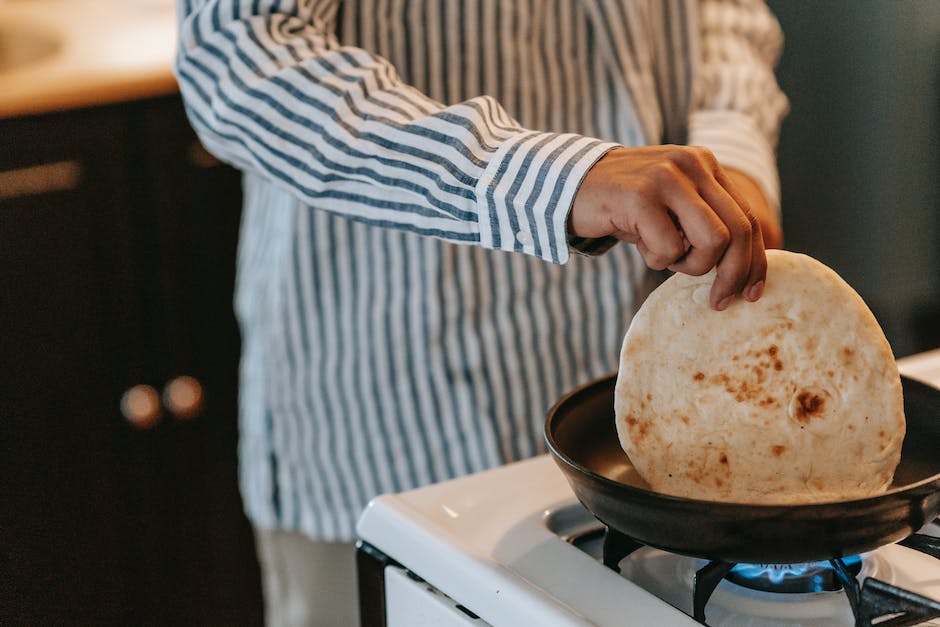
[614,250,905,504]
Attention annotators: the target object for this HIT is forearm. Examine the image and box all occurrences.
[174,0,615,263]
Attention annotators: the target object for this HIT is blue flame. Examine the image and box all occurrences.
[731,556,862,592]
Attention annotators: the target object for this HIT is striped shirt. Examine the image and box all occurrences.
[175,0,789,541]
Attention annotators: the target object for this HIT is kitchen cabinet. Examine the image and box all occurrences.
[0,96,263,625]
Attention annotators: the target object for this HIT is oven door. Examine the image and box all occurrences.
[385,567,488,626]
[358,541,489,626]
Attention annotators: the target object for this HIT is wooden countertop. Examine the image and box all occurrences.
[0,0,179,119]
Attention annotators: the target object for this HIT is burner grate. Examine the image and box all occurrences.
[596,525,940,627]
[831,555,940,627]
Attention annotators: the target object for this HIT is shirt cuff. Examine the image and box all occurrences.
[688,110,782,215]
[475,131,619,264]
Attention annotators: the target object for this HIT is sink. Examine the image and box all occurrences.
[0,20,62,72]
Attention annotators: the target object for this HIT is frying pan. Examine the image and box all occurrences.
[545,374,940,564]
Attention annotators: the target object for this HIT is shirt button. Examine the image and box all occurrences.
[515,231,533,247]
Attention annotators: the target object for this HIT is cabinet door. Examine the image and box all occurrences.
[1,99,263,626]
[122,96,263,626]
[0,107,142,625]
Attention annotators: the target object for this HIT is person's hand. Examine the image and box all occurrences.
[569,145,766,311]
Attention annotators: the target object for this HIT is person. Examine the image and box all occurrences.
[174,0,788,624]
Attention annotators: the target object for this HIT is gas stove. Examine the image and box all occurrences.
[356,350,940,626]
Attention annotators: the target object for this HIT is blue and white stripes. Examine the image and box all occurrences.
[175,0,788,540]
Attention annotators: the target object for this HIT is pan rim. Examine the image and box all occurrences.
[544,372,940,513]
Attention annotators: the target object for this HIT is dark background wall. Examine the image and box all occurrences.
[767,1,940,357]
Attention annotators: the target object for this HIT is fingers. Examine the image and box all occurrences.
[644,154,760,309]
[633,202,689,270]
[695,182,755,309]
[718,168,767,303]
[630,160,729,274]
[660,178,730,276]
[569,145,768,310]
[672,148,766,310]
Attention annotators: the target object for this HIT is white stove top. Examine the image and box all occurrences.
[357,350,940,626]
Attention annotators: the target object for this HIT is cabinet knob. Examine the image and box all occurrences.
[163,375,204,420]
[121,384,162,430]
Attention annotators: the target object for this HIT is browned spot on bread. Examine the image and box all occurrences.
[774,360,783,371]
[826,370,834,378]
[767,345,778,356]
[646,393,653,401]
[630,419,651,442]
[680,415,690,425]
[841,347,855,366]
[693,372,705,381]
[734,385,755,403]
[758,396,776,407]
[625,415,638,426]
[715,478,724,487]
[795,391,825,422]
[771,445,786,456]
[719,453,728,465]
[711,368,771,404]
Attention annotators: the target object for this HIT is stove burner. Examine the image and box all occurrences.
[593,523,940,626]
[726,555,863,593]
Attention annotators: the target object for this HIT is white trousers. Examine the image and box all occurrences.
[254,529,360,627]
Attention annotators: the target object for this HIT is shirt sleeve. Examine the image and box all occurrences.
[173,0,617,264]
[688,0,790,212]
